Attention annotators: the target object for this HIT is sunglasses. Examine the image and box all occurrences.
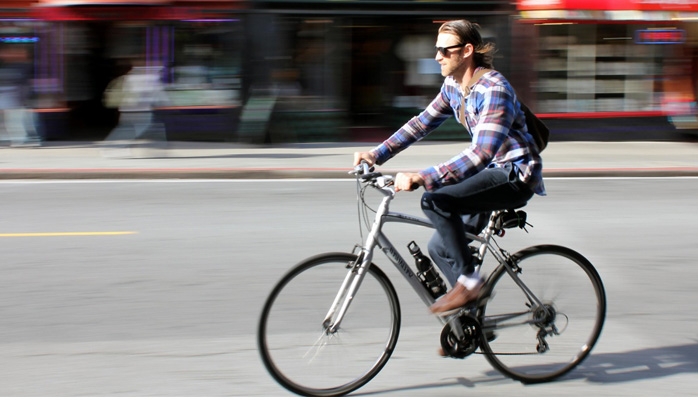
[435,43,465,57]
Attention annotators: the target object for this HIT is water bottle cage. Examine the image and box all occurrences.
[418,270,446,298]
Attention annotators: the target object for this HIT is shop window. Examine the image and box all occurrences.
[535,23,679,114]
[169,19,242,107]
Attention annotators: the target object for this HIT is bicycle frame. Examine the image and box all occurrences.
[323,177,546,339]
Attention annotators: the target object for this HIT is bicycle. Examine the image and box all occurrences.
[257,163,606,397]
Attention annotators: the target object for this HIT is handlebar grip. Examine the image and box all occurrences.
[410,183,420,191]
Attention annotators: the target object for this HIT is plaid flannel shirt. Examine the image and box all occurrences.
[370,68,545,195]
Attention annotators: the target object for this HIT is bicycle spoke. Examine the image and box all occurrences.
[304,330,333,363]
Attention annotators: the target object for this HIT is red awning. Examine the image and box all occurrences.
[32,6,197,20]
[0,0,37,17]
[30,0,244,20]
[518,0,698,11]
[36,0,169,4]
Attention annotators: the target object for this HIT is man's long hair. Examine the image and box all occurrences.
[439,20,496,69]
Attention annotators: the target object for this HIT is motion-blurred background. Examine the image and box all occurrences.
[2,0,698,144]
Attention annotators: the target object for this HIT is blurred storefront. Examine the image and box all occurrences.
[241,0,517,142]
[515,0,698,133]
[15,0,690,142]
[0,0,246,140]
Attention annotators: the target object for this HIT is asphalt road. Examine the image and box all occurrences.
[0,178,697,396]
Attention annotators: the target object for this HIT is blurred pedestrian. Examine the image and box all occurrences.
[0,46,41,147]
[353,20,545,322]
[101,59,168,158]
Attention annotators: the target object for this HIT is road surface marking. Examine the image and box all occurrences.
[0,231,137,237]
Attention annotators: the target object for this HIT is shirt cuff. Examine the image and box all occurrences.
[369,144,391,165]
[418,167,439,191]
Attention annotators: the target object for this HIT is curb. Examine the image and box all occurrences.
[0,168,351,180]
[1,167,698,179]
[543,167,698,177]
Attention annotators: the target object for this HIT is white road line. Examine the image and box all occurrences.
[0,176,697,184]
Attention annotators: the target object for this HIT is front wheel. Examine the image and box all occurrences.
[257,252,401,396]
[478,245,606,383]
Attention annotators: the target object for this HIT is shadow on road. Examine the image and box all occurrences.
[562,341,698,383]
[357,341,698,396]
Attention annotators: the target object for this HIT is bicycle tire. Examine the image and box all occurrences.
[478,245,606,383]
[257,252,401,396]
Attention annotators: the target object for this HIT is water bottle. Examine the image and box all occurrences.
[408,241,446,299]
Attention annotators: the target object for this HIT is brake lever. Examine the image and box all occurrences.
[350,161,375,176]
[361,172,382,182]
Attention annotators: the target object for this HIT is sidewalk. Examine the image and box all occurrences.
[1,140,697,179]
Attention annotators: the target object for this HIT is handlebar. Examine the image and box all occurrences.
[350,162,394,188]
[350,161,376,179]
[350,162,419,191]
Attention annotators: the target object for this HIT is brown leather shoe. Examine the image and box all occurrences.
[429,281,482,314]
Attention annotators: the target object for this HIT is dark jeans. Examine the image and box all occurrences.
[420,163,534,286]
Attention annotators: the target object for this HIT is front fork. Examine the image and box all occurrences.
[323,189,391,333]
[322,249,373,334]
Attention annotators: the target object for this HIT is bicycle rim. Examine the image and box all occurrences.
[479,245,606,383]
[258,252,401,396]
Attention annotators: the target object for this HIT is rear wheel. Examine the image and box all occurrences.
[479,245,606,383]
[257,252,401,396]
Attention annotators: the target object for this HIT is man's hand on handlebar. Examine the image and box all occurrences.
[352,152,423,191]
[353,152,376,167]
[395,172,424,192]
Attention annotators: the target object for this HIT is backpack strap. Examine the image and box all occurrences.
[459,68,492,130]
[463,68,492,96]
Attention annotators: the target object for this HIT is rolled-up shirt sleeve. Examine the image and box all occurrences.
[369,89,452,165]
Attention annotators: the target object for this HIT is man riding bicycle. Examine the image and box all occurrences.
[353,19,545,316]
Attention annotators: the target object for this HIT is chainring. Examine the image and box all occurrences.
[440,314,481,358]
